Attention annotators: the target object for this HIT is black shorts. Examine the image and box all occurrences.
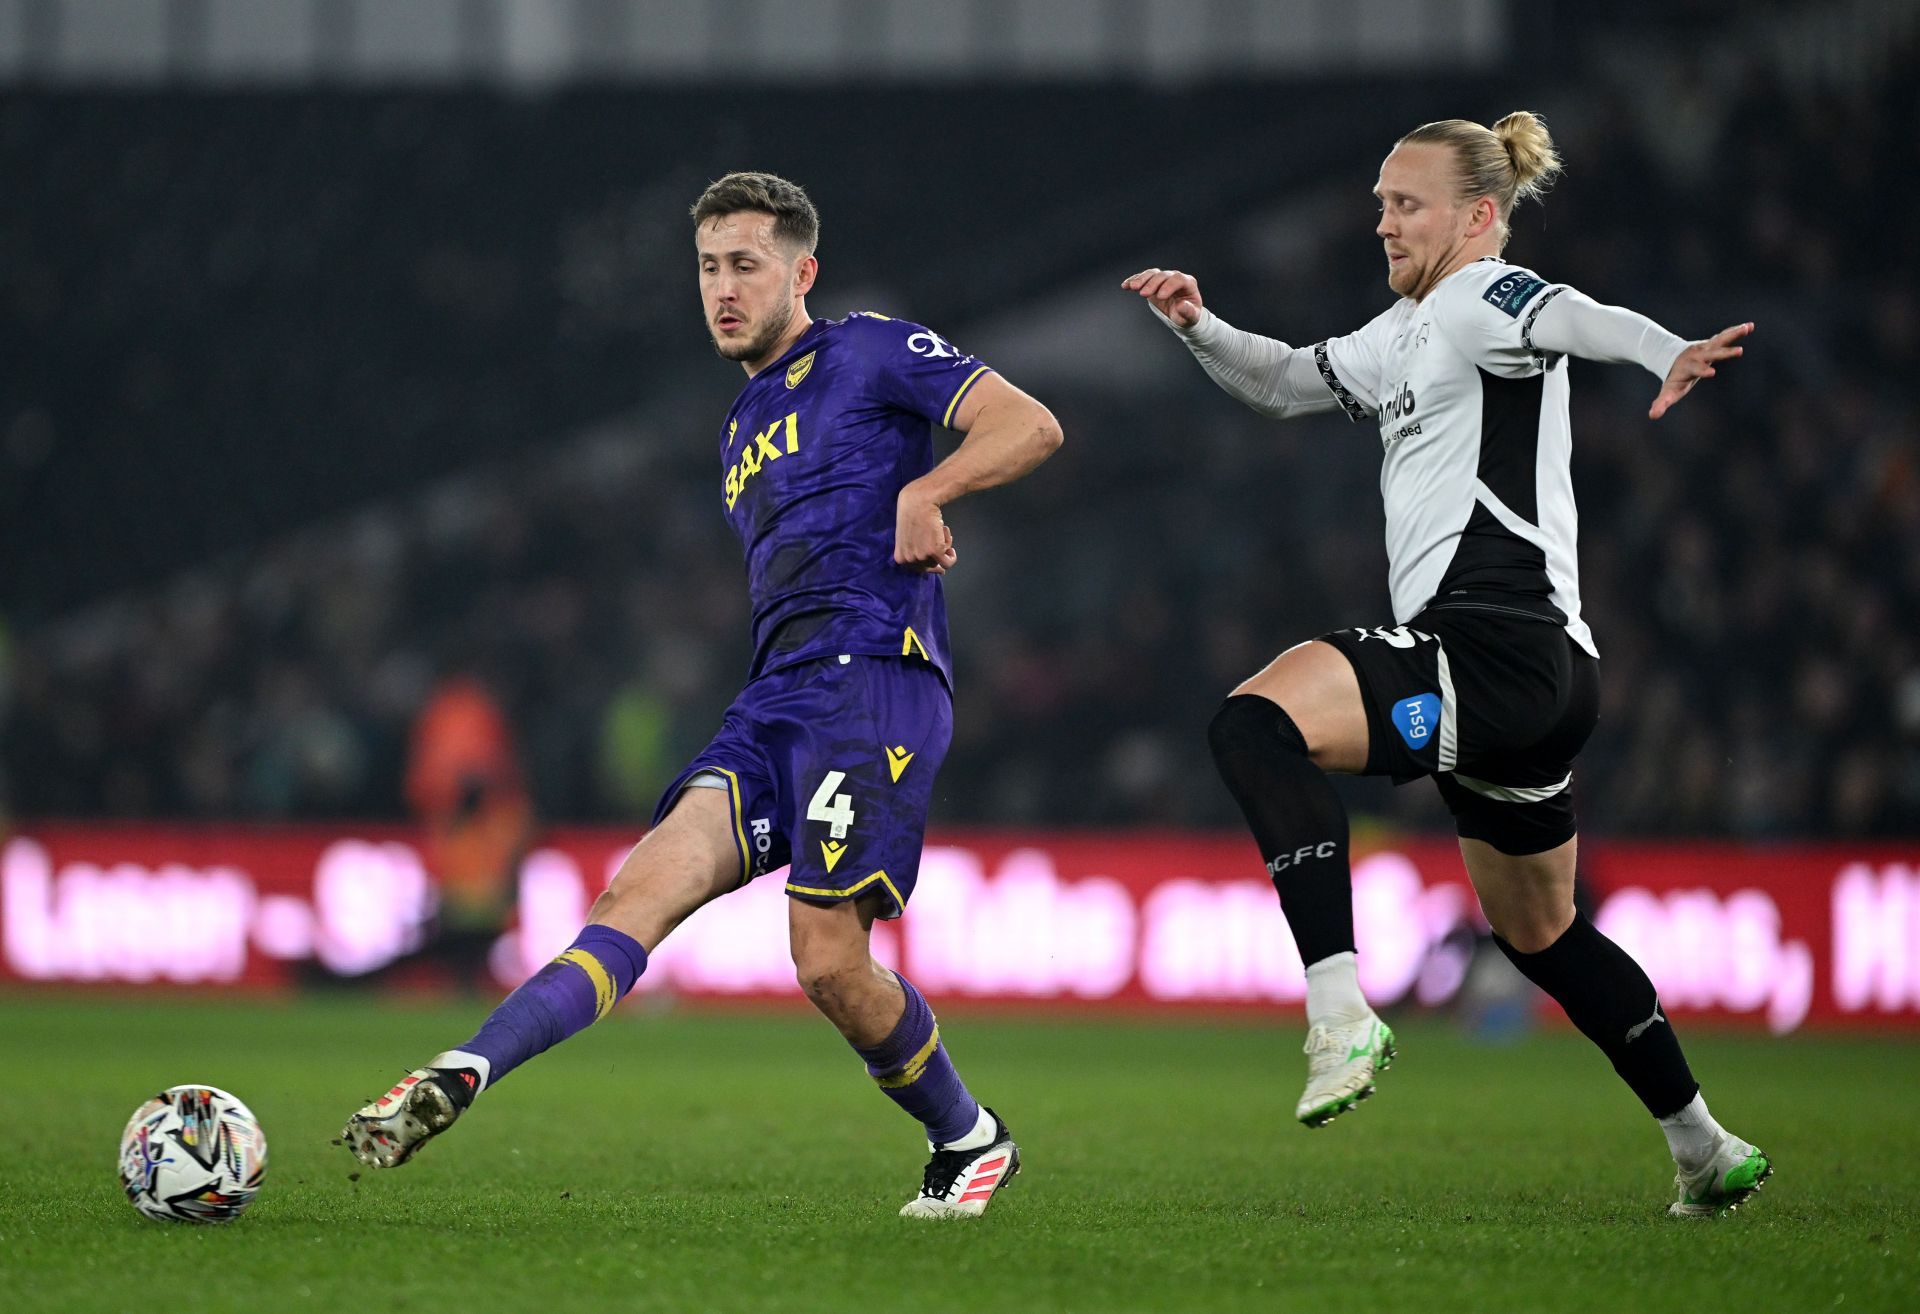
[1319,605,1600,856]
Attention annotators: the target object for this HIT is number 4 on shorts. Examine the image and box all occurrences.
[809,771,857,840]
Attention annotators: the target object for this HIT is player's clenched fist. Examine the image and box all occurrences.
[1122,268,1205,328]
[894,486,957,574]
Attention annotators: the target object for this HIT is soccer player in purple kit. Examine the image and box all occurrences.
[343,172,1063,1218]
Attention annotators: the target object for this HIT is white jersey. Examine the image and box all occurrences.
[1313,257,1596,654]
[1162,256,1691,659]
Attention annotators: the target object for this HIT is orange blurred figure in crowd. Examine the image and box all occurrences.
[404,675,533,990]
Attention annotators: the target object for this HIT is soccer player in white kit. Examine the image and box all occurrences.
[1125,112,1771,1216]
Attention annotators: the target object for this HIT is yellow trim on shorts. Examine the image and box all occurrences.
[706,766,753,888]
[941,367,991,428]
[555,948,617,1021]
[874,1024,942,1089]
[785,868,904,912]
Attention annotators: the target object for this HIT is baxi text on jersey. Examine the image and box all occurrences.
[724,411,801,510]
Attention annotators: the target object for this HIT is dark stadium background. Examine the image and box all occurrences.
[4,5,1918,1311]
[6,0,1912,841]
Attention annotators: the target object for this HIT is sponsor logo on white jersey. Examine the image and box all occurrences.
[1378,381,1422,449]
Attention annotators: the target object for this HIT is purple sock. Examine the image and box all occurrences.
[856,973,981,1145]
[455,925,647,1090]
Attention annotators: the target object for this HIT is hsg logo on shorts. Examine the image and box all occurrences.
[1391,693,1442,751]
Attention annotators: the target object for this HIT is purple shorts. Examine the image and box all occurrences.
[653,655,953,918]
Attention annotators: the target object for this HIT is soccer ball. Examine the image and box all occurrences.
[118,1085,268,1224]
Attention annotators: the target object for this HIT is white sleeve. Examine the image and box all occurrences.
[1525,288,1691,380]
[1447,265,1690,381]
[1155,305,1378,423]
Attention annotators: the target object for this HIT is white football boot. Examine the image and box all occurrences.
[1668,1134,1773,1217]
[900,1107,1021,1219]
[1296,1012,1396,1128]
[341,1064,478,1169]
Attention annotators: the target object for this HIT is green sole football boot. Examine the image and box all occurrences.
[1669,1138,1773,1217]
[1297,1013,1396,1129]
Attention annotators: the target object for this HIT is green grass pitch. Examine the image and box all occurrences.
[3,993,1914,1313]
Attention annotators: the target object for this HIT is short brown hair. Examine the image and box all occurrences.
[689,172,820,254]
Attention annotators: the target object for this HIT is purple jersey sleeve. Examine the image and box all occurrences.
[847,313,996,429]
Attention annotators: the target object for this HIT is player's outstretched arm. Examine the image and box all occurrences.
[1522,290,1753,420]
[895,373,1062,574]
[1649,322,1753,420]
[1122,267,1347,420]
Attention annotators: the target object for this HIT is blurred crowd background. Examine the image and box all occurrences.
[4,0,1916,839]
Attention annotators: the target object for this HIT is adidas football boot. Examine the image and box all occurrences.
[900,1107,1021,1219]
[340,1062,480,1169]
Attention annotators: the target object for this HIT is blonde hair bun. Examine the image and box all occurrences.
[1492,111,1563,202]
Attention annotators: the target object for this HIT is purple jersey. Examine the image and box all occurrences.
[717,312,993,687]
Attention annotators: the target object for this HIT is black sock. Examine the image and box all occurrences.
[1495,914,1699,1118]
[1206,694,1355,966]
